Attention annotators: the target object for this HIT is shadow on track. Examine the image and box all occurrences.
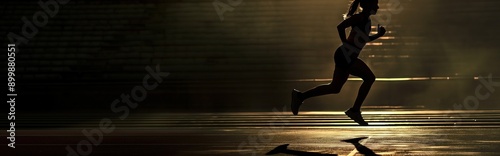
[341,137,380,156]
[266,137,379,156]
[266,144,337,156]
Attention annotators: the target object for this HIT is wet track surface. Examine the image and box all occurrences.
[4,110,500,155]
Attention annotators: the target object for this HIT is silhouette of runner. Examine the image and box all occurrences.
[291,0,386,126]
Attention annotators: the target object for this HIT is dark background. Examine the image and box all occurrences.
[2,0,500,114]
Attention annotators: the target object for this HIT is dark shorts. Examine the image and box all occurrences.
[334,44,361,69]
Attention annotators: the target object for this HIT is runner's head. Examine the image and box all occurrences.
[344,0,379,19]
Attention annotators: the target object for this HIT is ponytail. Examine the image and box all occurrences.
[344,0,360,19]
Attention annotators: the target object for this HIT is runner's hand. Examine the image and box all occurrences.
[377,24,386,36]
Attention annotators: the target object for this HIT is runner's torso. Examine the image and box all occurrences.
[346,15,371,49]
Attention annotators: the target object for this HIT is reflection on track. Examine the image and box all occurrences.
[6,110,500,156]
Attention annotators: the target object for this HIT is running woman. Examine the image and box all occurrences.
[291,0,386,125]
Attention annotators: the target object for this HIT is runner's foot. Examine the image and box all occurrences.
[345,108,368,126]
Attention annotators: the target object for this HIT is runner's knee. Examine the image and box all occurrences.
[327,83,342,93]
[363,74,375,84]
